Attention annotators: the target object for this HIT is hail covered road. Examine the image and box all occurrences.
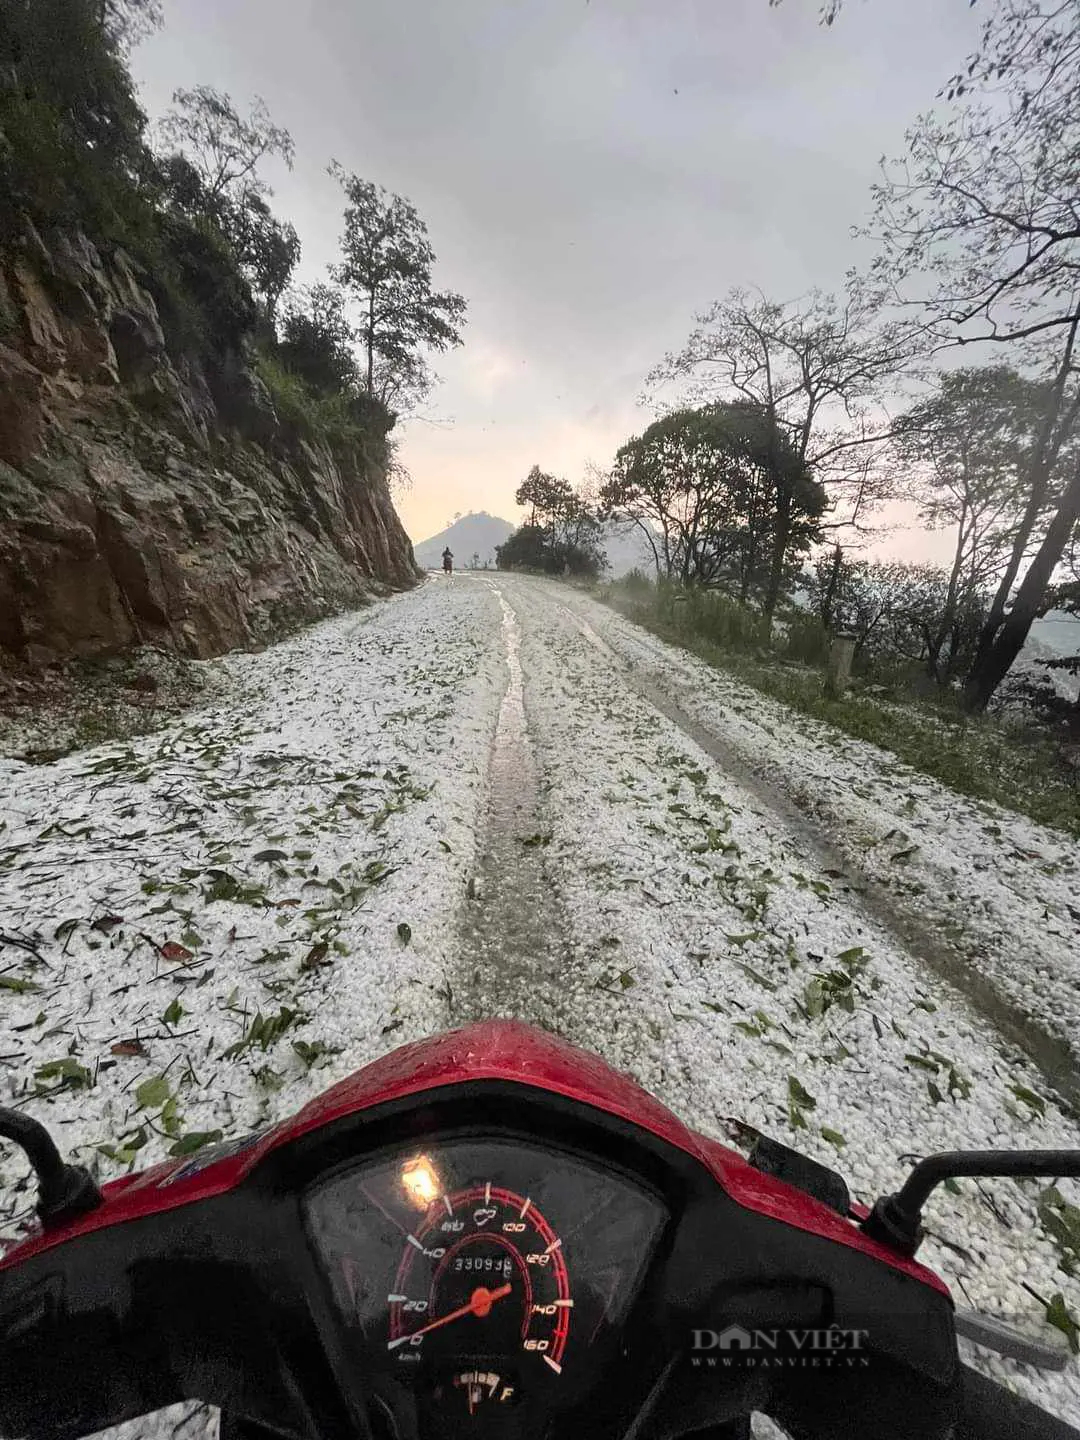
[1,572,1079,1432]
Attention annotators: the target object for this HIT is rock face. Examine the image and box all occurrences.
[0,226,419,668]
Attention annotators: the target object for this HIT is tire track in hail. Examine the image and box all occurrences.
[450,584,581,1035]
[450,584,678,1083]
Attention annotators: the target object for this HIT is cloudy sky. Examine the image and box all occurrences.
[131,0,985,555]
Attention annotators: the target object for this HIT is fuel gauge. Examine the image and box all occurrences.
[448,1369,519,1415]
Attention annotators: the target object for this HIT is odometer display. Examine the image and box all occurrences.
[388,1183,572,1374]
[304,1135,666,1419]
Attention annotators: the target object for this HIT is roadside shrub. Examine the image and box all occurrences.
[656,583,770,653]
[782,610,831,667]
[154,211,256,359]
[620,567,655,596]
[254,349,392,465]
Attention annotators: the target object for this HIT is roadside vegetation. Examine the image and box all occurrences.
[597,573,1080,837]
[1,0,466,466]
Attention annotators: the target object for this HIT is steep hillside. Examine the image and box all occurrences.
[0,226,418,667]
[414,512,514,569]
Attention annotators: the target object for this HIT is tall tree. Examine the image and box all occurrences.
[865,0,1080,709]
[892,366,1057,678]
[329,165,466,403]
[221,190,300,325]
[157,88,299,321]
[602,403,825,612]
[647,288,910,570]
[100,0,161,50]
[513,467,605,572]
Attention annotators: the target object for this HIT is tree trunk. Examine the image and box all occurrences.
[924,628,946,685]
[969,324,1080,673]
[971,480,1049,671]
[763,490,792,628]
[824,633,856,700]
[632,518,662,579]
[820,544,843,630]
[963,462,1080,712]
[366,290,375,394]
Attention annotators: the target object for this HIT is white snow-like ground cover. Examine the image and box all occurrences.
[1,571,1079,1434]
[497,576,1080,1425]
[0,581,504,1228]
[552,583,1080,1067]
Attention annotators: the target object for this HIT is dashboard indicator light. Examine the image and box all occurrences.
[401,1155,440,1210]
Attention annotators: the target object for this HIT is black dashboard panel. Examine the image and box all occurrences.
[304,1137,667,1434]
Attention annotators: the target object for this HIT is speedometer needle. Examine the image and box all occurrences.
[388,1284,512,1350]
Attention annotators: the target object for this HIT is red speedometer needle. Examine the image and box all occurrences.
[388,1284,512,1350]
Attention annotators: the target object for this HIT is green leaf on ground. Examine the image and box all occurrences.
[1010,1084,1047,1117]
[35,1058,92,1090]
[135,1074,172,1110]
[1046,1294,1080,1355]
[168,1130,223,1157]
[0,976,39,993]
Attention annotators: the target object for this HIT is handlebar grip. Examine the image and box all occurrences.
[957,1362,1080,1440]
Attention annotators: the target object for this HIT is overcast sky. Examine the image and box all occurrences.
[131,0,986,556]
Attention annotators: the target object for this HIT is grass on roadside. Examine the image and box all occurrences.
[598,587,1080,839]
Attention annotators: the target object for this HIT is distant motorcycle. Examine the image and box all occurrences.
[1,1019,1078,1440]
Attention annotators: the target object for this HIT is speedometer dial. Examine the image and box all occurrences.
[304,1135,668,1430]
[388,1182,572,1376]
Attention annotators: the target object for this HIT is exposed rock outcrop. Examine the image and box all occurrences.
[0,225,419,668]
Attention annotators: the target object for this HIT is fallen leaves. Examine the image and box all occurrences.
[168,1130,223,1158]
[110,1039,149,1058]
[135,1074,171,1110]
[302,942,330,971]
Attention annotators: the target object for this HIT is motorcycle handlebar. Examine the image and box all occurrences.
[957,1363,1080,1440]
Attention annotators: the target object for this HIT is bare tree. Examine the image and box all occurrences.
[892,365,1062,674]
[863,0,1080,709]
[647,288,912,566]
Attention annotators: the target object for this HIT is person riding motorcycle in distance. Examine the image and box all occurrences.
[442,547,454,576]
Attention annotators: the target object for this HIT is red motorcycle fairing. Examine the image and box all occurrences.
[0,1020,946,1296]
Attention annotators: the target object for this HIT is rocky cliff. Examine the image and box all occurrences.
[0,225,419,668]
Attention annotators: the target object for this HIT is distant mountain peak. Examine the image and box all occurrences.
[413,512,515,569]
